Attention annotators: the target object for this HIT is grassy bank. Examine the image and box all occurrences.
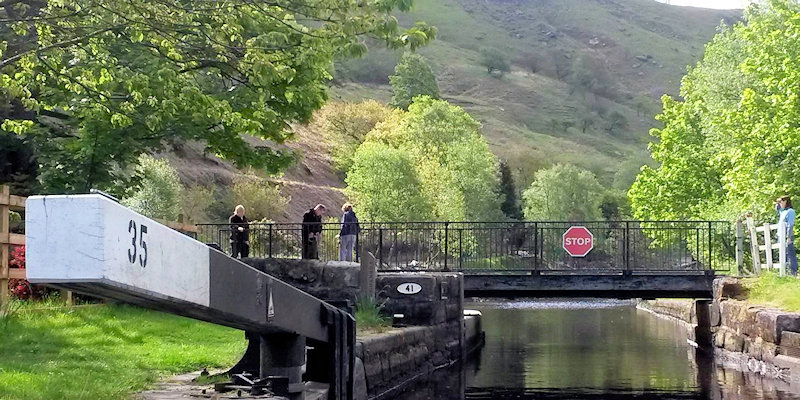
[0,301,245,400]
[741,272,800,312]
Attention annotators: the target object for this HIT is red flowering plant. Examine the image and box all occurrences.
[8,246,33,299]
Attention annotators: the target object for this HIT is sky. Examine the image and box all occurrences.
[655,0,751,9]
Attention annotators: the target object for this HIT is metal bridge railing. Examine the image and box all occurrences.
[197,221,736,274]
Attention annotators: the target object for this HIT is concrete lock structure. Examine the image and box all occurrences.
[25,194,355,400]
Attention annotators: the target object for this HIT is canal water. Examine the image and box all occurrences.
[400,299,800,400]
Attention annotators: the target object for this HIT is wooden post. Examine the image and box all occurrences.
[746,215,761,274]
[764,222,773,271]
[1,185,9,306]
[735,219,744,276]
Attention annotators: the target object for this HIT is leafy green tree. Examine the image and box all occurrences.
[629,0,799,222]
[0,130,37,196]
[351,97,502,221]
[523,164,604,221]
[122,155,183,220]
[316,100,393,173]
[389,52,440,109]
[345,142,432,221]
[231,174,289,221]
[479,48,511,76]
[0,0,435,195]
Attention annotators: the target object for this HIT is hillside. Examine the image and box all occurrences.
[168,0,741,223]
[332,0,741,189]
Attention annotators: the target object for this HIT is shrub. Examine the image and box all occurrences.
[122,154,183,220]
[231,174,289,221]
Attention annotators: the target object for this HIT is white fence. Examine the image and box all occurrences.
[745,214,788,276]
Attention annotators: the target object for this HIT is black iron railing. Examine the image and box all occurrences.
[197,221,736,273]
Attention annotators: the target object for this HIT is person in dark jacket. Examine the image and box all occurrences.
[337,203,360,261]
[302,204,326,259]
[229,205,250,258]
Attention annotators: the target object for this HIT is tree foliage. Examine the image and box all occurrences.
[345,142,432,222]
[231,174,289,221]
[389,52,439,109]
[499,160,522,220]
[629,0,799,222]
[479,48,510,76]
[315,100,392,173]
[523,164,604,221]
[347,97,502,221]
[122,154,183,220]
[0,0,435,195]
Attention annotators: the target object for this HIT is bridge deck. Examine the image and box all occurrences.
[463,271,715,299]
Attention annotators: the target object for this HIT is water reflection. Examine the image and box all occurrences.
[396,299,800,400]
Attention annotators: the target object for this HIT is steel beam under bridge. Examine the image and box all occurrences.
[25,194,354,400]
[463,271,716,299]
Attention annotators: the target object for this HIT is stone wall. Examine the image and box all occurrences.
[241,258,360,305]
[639,277,800,383]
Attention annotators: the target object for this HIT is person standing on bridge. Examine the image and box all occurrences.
[776,195,798,276]
[302,204,326,259]
[337,203,360,262]
[229,205,250,259]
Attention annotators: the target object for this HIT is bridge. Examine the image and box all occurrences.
[197,220,737,299]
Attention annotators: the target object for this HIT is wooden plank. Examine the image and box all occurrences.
[1,186,9,306]
[764,223,773,271]
[7,195,25,210]
[0,233,25,246]
[9,269,26,280]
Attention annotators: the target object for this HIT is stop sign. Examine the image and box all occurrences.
[563,226,594,257]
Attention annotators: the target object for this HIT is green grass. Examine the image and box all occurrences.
[354,297,391,334]
[0,302,245,400]
[741,272,800,312]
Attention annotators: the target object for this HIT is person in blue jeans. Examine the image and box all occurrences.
[336,203,360,262]
[776,195,798,276]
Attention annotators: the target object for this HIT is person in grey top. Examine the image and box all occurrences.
[337,203,360,261]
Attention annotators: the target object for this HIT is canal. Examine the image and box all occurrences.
[399,299,800,400]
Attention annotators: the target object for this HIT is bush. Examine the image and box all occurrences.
[122,154,183,220]
[389,52,440,110]
[181,185,215,223]
[479,48,511,76]
[231,174,289,221]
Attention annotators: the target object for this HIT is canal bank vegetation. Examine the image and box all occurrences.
[0,301,244,400]
[741,272,800,312]
[355,296,392,334]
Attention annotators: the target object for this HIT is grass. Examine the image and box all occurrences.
[0,301,245,400]
[741,272,800,312]
[354,296,391,335]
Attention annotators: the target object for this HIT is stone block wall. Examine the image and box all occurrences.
[242,258,360,305]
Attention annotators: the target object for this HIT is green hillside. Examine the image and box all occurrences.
[331,0,740,189]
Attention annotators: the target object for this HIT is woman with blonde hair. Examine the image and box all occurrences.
[229,204,250,258]
[338,203,360,261]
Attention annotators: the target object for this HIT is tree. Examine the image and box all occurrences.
[315,100,393,173]
[499,160,522,220]
[629,0,797,222]
[0,130,37,196]
[604,111,628,134]
[351,96,503,221]
[389,52,440,110]
[523,164,604,221]
[231,174,289,221]
[479,48,511,76]
[345,142,432,222]
[0,0,436,195]
[122,154,183,220]
[181,185,215,223]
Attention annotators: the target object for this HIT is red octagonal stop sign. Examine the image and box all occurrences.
[563,226,594,257]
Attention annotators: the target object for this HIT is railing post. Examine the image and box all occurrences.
[1,185,9,306]
[708,221,713,270]
[378,227,383,270]
[764,222,773,271]
[735,219,744,276]
[624,221,630,272]
[268,223,273,258]
[444,222,449,272]
[778,220,787,277]
[533,222,539,273]
[458,228,463,271]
